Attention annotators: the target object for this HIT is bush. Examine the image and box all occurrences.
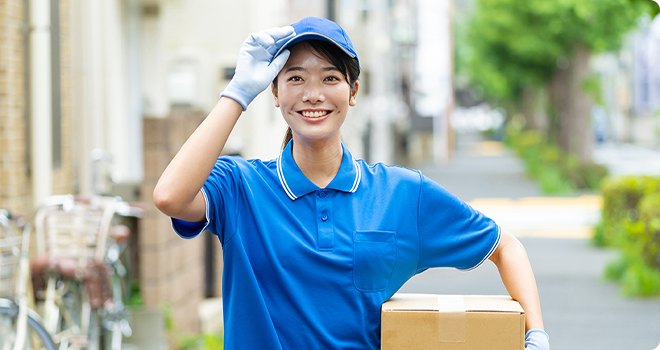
[605,250,660,297]
[178,333,224,350]
[636,192,660,269]
[597,176,660,297]
[594,176,660,247]
[506,129,609,194]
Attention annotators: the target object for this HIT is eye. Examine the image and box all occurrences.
[288,76,302,82]
[324,75,340,82]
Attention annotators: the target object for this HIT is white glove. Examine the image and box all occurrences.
[220,26,295,111]
[525,329,549,350]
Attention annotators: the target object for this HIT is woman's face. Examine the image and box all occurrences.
[272,43,358,144]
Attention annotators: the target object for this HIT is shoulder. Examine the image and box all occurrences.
[358,159,422,183]
[208,156,278,183]
[214,155,277,172]
[355,159,423,195]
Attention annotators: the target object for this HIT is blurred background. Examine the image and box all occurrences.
[1,0,660,349]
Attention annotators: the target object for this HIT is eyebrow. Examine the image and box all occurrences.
[284,66,341,73]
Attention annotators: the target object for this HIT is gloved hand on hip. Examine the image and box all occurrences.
[525,329,549,350]
[220,26,295,111]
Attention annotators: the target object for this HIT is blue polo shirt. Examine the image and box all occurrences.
[172,140,501,350]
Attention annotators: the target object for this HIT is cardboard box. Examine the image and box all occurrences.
[381,294,525,350]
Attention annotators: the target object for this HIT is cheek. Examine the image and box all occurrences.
[278,86,301,106]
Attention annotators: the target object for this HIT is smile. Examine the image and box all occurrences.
[299,110,331,118]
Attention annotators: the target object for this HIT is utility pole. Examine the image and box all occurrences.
[30,0,53,205]
[327,0,336,21]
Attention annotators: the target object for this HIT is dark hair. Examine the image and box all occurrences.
[273,40,360,150]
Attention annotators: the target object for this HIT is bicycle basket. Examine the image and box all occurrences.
[35,196,117,268]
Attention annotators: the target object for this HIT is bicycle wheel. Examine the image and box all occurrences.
[0,301,56,350]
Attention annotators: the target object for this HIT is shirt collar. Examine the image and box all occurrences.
[277,140,362,201]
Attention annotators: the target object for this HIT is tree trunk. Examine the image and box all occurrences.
[521,85,539,130]
[549,43,594,162]
[548,62,569,146]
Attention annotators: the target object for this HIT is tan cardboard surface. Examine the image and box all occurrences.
[381,294,525,350]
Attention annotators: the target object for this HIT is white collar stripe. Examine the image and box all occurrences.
[349,158,361,193]
[277,155,297,200]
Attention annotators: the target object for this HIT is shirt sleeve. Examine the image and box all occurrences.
[170,156,242,245]
[416,173,501,272]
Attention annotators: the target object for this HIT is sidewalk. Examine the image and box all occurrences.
[405,132,660,350]
[594,142,660,177]
[415,132,601,239]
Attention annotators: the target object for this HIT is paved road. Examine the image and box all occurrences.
[402,133,660,349]
[594,142,660,177]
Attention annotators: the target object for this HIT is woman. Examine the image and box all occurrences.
[153,16,549,350]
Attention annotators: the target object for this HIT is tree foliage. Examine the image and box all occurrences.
[462,0,653,102]
[633,0,660,19]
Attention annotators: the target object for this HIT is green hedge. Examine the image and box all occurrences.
[593,176,660,246]
[594,176,660,297]
[506,130,609,194]
[178,333,224,350]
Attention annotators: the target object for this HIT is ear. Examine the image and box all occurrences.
[349,80,359,107]
[272,83,280,108]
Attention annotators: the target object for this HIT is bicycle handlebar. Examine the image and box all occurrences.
[0,209,12,220]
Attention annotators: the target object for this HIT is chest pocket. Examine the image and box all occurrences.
[353,230,397,292]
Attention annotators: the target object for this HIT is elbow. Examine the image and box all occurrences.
[153,185,181,217]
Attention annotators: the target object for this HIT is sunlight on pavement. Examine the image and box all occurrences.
[468,141,507,157]
[467,195,602,239]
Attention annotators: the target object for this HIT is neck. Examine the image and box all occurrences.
[290,134,343,188]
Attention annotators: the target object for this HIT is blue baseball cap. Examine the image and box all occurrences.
[272,17,359,65]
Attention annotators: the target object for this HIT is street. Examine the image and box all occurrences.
[400,133,660,349]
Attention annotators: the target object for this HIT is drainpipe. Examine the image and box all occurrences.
[30,0,53,205]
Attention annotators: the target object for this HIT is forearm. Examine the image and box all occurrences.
[490,230,544,332]
[153,97,242,215]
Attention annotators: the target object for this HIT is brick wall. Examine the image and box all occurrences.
[0,0,73,212]
[0,0,31,212]
[140,110,224,337]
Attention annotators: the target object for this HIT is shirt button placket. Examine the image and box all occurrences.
[316,191,333,251]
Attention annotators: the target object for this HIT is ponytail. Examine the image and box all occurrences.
[281,127,293,151]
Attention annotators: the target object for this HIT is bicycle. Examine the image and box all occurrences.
[31,195,143,350]
[102,199,144,350]
[0,209,56,350]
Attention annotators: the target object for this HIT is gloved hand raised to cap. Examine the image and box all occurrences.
[220,26,296,111]
[525,329,549,350]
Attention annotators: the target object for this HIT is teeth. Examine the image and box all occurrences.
[302,111,328,118]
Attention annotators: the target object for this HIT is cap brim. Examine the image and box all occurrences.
[271,32,356,62]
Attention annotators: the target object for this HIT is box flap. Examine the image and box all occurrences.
[382,293,442,311]
[463,295,524,314]
[382,294,524,314]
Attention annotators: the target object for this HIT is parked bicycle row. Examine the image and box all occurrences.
[0,195,145,350]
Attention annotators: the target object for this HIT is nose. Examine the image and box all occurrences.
[302,80,325,104]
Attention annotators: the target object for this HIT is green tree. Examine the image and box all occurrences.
[462,0,656,160]
[633,0,660,18]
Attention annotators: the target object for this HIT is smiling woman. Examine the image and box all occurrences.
[271,41,359,180]
[272,39,360,150]
[152,16,549,350]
